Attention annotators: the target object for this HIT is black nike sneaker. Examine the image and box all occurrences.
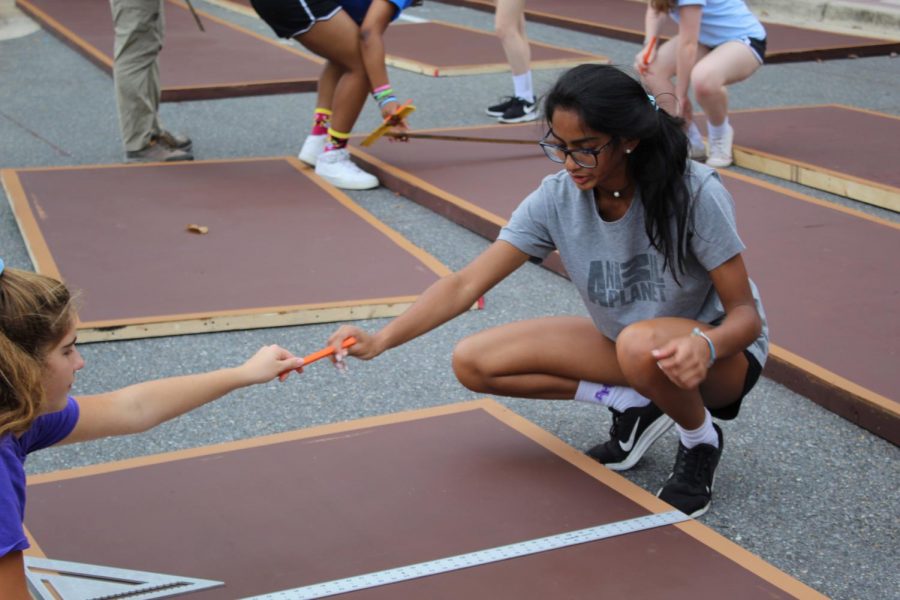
[586,403,674,471]
[657,424,724,518]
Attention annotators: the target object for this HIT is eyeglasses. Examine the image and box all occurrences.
[538,136,613,169]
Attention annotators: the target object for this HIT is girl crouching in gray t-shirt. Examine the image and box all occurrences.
[328,64,767,518]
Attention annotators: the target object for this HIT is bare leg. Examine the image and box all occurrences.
[453,316,750,430]
[494,0,530,75]
[616,317,749,429]
[690,41,761,127]
[294,12,368,134]
[314,60,345,112]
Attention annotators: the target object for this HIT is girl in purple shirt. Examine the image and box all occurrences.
[0,261,304,597]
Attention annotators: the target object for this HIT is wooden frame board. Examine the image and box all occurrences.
[348,123,900,446]
[16,0,324,102]
[433,0,900,63]
[24,399,825,598]
[696,105,900,212]
[1,157,459,342]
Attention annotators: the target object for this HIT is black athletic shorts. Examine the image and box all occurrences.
[705,36,767,65]
[709,349,763,421]
[251,0,342,38]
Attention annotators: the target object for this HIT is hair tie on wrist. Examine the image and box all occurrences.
[691,327,716,367]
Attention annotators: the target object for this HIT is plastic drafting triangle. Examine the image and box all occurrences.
[24,556,224,600]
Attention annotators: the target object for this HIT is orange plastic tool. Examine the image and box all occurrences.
[642,36,657,66]
[361,100,416,147]
[302,336,358,365]
[279,337,357,380]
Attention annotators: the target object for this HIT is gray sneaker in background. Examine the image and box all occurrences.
[125,140,193,163]
[154,130,193,153]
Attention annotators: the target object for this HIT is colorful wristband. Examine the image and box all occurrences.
[691,327,716,368]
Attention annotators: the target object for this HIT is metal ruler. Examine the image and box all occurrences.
[245,510,689,600]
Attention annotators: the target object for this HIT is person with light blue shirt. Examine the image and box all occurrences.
[636,0,767,168]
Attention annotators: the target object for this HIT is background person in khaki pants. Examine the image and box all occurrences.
[110,0,193,162]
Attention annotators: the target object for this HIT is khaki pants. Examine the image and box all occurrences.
[110,0,164,152]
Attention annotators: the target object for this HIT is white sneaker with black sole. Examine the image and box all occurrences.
[298,134,327,166]
[314,148,379,190]
[498,96,538,124]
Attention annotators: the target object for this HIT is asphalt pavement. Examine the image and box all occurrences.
[1,2,898,598]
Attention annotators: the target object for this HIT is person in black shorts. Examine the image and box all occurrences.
[251,0,380,190]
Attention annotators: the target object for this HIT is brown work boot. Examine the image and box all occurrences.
[154,129,192,152]
[125,139,193,163]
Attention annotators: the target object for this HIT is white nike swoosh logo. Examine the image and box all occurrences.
[619,417,641,452]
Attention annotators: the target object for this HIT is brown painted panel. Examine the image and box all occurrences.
[433,0,900,62]
[699,106,900,190]
[16,0,321,101]
[25,403,806,598]
[350,124,900,442]
[383,21,607,74]
[7,159,445,327]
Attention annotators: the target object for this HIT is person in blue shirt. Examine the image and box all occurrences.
[0,262,304,597]
[636,0,767,168]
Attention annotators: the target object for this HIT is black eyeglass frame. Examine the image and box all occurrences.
[538,134,615,169]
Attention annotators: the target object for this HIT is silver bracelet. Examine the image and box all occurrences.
[691,327,716,367]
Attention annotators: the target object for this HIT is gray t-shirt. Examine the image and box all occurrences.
[498,162,768,366]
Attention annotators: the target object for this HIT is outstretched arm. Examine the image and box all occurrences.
[360,0,403,119]
[328,240,530,360]
[61,345,302,444]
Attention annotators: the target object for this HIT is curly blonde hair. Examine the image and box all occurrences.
[0,268,75,436]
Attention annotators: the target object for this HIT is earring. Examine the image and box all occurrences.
[625,148,632,154]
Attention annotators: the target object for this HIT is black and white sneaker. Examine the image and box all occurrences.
[486,96,517,117]
[586,403,674,471]
[498,97,538,124]
[657,424,724,518]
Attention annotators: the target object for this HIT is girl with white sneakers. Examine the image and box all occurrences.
[252,0,402,190]
[636,0,767,167]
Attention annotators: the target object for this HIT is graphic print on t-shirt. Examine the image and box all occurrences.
[587,255,667,307]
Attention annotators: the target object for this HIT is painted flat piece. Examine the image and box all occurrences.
[381,21,609,76]
[24,399,823,599]
[1,157,452,342]
[433,0,900,63]
[16,0,323,101]
[349,124,900,445]
[696,105,900,212]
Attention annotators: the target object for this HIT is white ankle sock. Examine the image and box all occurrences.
[687,121,704,146]
[707,117,730,139]
[676,409,719,449]
[512,71,534,103]
[574,382,651,412]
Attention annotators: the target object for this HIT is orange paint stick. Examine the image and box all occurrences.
[642,36,657,66]
[302,337,358,365]
[279,337,358,380]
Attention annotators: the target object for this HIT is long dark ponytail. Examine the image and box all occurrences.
[543,64,692,282]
